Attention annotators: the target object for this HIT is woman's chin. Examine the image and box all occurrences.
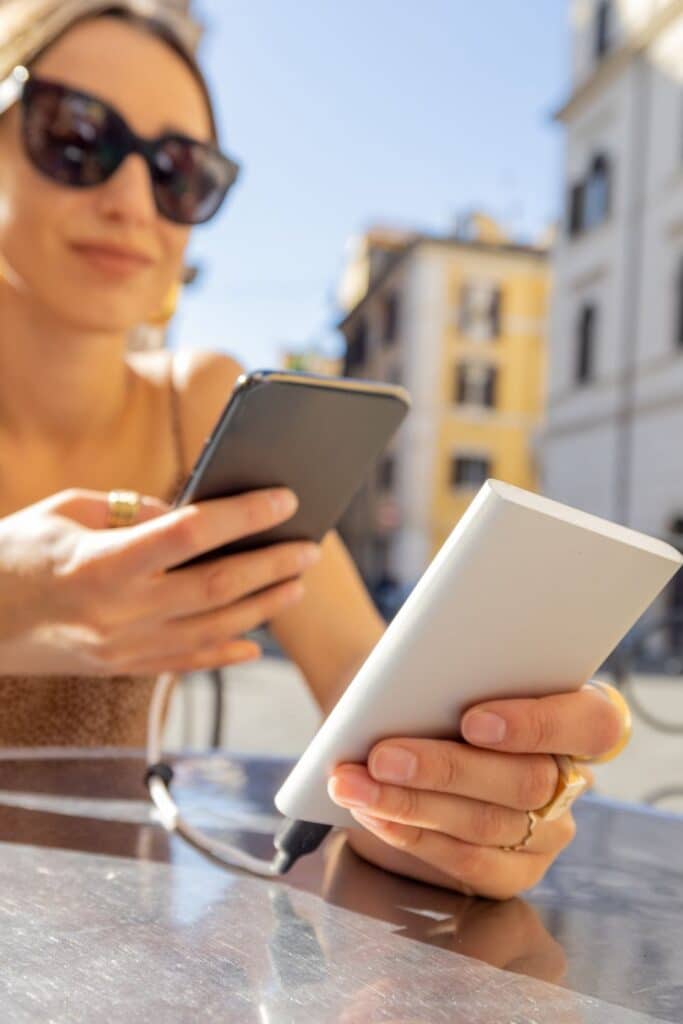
[46,297,150,335]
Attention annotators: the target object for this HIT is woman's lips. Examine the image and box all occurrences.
[69,243,155,278]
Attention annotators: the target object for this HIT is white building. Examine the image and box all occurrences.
[541,0,683,594]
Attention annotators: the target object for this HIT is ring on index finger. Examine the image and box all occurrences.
[108,490,141,529]
[536,755,587,822]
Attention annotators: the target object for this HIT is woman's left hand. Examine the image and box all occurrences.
[328,685,623,900]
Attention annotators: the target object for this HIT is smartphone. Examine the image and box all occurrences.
[172,370,411,567]
[275,479,682,828]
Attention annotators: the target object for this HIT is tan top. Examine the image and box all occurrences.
[0,367,188,748]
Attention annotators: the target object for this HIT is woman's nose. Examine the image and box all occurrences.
[94,153,158,226]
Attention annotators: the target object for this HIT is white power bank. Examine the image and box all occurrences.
[275,480,682,828]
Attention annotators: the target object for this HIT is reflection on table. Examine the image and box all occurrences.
[0,750,679,1023]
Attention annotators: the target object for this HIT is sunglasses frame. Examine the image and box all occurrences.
[0,66,241,225]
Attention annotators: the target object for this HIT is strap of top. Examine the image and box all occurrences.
[167,355,189,504]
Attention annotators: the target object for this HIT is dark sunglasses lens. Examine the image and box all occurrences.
[150,137,237,225]
[22,82,124,187]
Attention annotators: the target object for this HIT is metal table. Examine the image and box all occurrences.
[0,750,680,1023]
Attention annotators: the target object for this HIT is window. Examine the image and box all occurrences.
[667,518,683,639]
[382,292,399,345]
[450,455,491,489]
[455,363,497,408]
[576,304,597,384]
[489,288,502,337]
[458,284,473,332]
[377,457,395,490]
[567,153,611,237]
[583,154,611,228]
[676,255,683,349]
[344,318,367,372]
[568,182,585,237]
[595,0,613,61]
[457,281,503,340]
[671,516,683,537]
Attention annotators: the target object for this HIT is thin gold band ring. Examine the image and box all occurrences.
[501,809,538,853]
[501,753,589,852]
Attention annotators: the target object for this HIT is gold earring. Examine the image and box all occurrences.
[149,282,181,326]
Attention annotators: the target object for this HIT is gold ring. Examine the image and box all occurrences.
[107,489,141,528]
[535,754,588,821]
[574,680,633,764]
[503,756,588,851]
[502,809,538,852]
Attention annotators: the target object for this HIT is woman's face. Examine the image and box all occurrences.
[0,16,213,332]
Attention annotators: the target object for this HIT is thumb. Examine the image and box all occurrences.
[45,488,169,530]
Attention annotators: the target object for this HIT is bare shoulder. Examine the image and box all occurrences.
[170,349,244,464]
[170,348,243,395]
[125,348,243,467]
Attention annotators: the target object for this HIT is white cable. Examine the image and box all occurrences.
[146,671,176,766]
[145,672,280,877]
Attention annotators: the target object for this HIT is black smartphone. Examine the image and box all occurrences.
[172,369,411,567]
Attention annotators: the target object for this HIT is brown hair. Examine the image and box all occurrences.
[0,0,218,140]
[98,6,218,140]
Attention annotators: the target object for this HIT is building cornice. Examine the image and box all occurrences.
[337,235,548,333]
[554,0,683,123]
[337,243,416,333]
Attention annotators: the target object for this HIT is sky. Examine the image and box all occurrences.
[169,1,570,369]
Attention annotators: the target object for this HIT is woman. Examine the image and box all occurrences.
[0,0,627,899]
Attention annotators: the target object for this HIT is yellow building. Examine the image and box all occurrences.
[336,216,549,587]
[281,348,342,377]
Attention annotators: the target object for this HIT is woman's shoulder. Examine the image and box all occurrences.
[170,348,244,399]
[170,349,244,466]
[127,347,243,391]
[128,348,244,467]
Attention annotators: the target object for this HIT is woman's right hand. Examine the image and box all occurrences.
[0,487,319,676]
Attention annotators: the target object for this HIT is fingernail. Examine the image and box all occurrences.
[370,746,417,783]
[463,711,506,744]
[299,544,321,568]
[272,489,298,516]
[328,769,380,808]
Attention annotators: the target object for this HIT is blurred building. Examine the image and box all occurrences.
[281,348,343,376]
[541,0,683,579]
[336,218,549,587]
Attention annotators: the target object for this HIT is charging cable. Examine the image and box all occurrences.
[145,672,331,876]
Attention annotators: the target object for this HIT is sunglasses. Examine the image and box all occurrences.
[0,66,240,225]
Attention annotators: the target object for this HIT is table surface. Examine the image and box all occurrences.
[0,750,681,1024]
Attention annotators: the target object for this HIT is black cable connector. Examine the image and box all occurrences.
[145,757,331,877]
[144,761,175,787]
[271,818,332,875]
